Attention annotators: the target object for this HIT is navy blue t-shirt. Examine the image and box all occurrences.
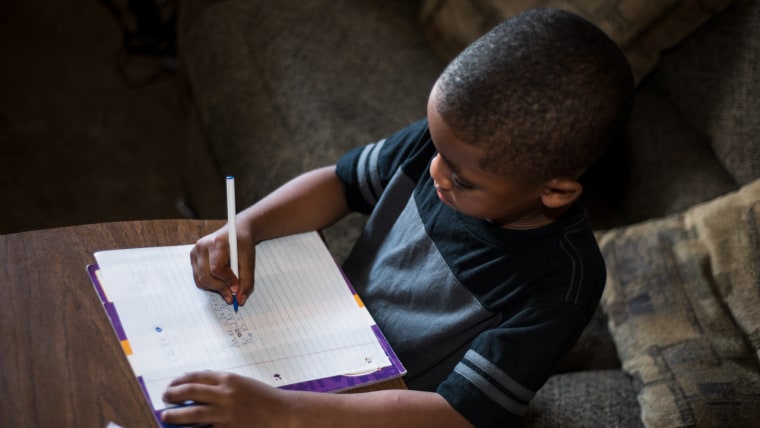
[336,120,605,427]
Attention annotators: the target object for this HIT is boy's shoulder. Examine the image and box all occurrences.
[423,200,604,308]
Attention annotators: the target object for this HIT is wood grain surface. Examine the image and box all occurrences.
[0,219,405,427]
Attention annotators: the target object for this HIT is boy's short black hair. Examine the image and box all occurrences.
[434,8,634,184]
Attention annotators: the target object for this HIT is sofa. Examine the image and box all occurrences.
[175,0,760,426]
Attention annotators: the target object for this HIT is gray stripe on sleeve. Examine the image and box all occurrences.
[454,363,528,416]
[367,138,386,200]
[464,349,535,401]
[356,143,378,206]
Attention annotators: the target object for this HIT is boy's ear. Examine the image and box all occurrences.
[540,178,583,209]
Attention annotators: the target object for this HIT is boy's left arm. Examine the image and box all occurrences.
[161,371,473,428]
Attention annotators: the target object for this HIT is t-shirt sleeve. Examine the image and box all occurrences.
[437,302,590,427]
[336,119,431,214]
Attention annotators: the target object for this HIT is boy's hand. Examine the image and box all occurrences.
[162,371,473,428]
[190,166,350,308]
[190,226,255,306]
[161,371,289,427]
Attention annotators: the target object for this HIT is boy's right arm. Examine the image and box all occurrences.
[190,165,351,304]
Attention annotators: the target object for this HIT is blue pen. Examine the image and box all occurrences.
[226,176,240,315]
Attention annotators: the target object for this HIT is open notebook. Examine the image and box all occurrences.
[88,231,405,424]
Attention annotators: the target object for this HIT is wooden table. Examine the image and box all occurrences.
[0,220,405,427]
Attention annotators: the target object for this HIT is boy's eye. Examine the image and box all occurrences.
[452,176,474,190]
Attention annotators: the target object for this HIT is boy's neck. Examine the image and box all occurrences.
[493,204,572,230]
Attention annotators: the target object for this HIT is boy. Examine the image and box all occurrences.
[163,8,633,427]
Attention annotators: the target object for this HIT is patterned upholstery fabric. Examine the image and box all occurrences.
[420,0,736,83]
[599,179,760,427]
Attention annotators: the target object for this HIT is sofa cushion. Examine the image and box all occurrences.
[521,370,643,427]
[421,0,736,83]
[184,0,447,189]
[653,0,760,186]
[556,305,621,373]
[598,178,760,427]
[178,0,446,260]
[182,0,444,202]
[621,82,737,223]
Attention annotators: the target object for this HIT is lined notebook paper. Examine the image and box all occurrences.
[90,231,405,416]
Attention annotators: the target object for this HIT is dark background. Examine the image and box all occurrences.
[0,0,191,235]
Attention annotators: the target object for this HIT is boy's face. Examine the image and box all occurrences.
[427,89,548,228]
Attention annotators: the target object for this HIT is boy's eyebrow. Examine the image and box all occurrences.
[438,152,461,174]
[437,152,479,185]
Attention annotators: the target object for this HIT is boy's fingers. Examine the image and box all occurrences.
[208,237,231,277]
[163,383,216,404]
[236,247,256,305]
[161,372,235,426]
[191,242,234,303]
[168,371,221,388]
[161,404,215,426]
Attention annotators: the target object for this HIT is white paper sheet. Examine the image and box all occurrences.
[95,232,390,410]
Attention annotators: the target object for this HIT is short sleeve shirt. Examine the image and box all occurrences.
[336,120,606,427]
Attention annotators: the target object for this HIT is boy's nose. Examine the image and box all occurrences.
[430,154,453,190]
